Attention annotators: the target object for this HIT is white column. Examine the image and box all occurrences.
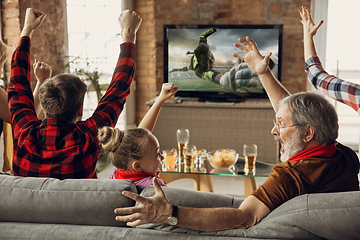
[308,0,328,91]
[121,0,137,129]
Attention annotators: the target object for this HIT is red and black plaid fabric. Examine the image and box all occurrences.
[7,36,135,179]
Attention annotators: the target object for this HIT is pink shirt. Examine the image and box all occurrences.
[109,167,167,193]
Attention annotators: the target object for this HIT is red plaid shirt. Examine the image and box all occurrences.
[7,36,135,179]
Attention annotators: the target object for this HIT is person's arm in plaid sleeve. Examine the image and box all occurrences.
[84,10,142,132]
[305,56,360,113]
[300,6,360,113]
[7,8,46,134]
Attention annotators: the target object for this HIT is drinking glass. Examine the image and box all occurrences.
[194,149,207,173]
[183,145,197,173]
[243,144,257,175]
[176,129,189,159]
[162,149,177,171]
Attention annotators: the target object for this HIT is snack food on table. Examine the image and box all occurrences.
[196,149,206,157]
[209,149,236,168]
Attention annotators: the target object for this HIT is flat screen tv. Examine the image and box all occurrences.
[164,24,283,101]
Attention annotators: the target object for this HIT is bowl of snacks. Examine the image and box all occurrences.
[206,149,239,172]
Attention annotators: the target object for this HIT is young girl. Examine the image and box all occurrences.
[98,83,179,192]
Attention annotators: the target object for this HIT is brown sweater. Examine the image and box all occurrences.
[252,143,360,211]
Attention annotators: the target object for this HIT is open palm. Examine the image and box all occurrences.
[299,6,323,37]
[114,177,172,226]
[233,36,271,76]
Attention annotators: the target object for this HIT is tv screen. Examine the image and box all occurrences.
[164,24,283,101]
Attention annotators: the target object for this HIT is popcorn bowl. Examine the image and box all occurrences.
[206,149,239,171]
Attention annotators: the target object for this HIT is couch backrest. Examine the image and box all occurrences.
[141,186,244,208]
[0,174,137,227]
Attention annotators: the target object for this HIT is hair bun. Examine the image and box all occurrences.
[98,126,123,152]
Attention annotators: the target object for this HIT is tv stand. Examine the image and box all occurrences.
[147,98,279,164]
[205,101,235,106]
[197,96,246,103]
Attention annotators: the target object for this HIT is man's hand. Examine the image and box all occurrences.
[299,6,323,39]
[21,8,46,38]
[118,10,142,43]
[232,36,272,77]
[33,59,52,83]
[157,83,179,102]
[114,178,173,227]
[233,36,289,111]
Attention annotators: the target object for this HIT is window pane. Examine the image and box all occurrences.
[67,0,125,129]
[326,0,360,150]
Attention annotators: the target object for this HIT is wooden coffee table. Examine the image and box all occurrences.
[160,159,274,198]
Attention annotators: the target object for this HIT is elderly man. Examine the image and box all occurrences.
[114,37,359,231]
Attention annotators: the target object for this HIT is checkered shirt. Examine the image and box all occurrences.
[306,55,360,114]
[7,36,135,179]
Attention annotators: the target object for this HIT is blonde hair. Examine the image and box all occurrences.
[98,126,150,170]
[0,39,8,66]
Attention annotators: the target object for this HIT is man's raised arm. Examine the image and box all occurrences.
[86,10,142,130]
[232,37,289,112]
[20,8,46,38]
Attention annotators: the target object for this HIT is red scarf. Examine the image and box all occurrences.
[115,169,165,183]
[287,143,336,162]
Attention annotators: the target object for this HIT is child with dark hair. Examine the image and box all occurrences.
[7,8,142,179]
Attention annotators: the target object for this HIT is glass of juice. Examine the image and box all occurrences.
[163,149,177,171]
